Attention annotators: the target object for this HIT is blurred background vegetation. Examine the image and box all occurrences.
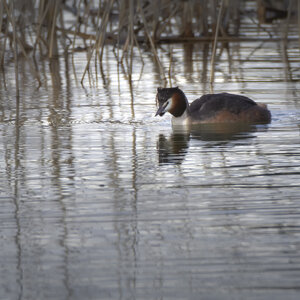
[1,0,299,87]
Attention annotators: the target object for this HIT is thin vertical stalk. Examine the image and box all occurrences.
[12,3,19,98]
[138,0,166,83]
[94,1,104,86]
[0,0,3,43]
[128,0,134,77]
[4,0,41,86]
[49,0,59,58]
[298,0,300,50]
[81,0,114,85]
[168,46,173,87]
[33,0,50,56]
[97,0,114,65]
[0,0,6,67]
[210,0,224,89]
[4,0,19,96]
[71,0,83,84]
[0,26,8,68]
[133,33,144,65]
[283,0,293,40]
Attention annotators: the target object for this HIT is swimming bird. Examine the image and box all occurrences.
[155,87,271,126]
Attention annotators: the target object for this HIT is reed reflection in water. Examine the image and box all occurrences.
[1,39,300,300]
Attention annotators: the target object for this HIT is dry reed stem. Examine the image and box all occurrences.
[81,0,114,85]
[133,33,145,65]
[12,6,19,97]
[96,0,114,62]
[119,1,130,64]
[283,0,293,41]
[210,0,224,88]
[281,0,293,81]
[129,0,134,76]
[4,0,42,85]
[49,0,59,58]
[95,2,105,85]
[168,46,173,87]
[3,0,19,96]
[0,1,6,67]
[298,0,300,50]
[71,0,84,83]
[138,0,166,83]
[0,1,3,43]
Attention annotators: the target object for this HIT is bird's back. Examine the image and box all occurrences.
[189,93,258,121]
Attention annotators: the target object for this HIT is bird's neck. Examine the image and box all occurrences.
[170,91,190,117]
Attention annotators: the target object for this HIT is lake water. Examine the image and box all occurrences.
[1,39,300,300]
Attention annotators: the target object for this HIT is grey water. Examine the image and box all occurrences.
[1,40,300,300]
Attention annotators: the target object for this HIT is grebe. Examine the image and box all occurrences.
[155,87,271,126]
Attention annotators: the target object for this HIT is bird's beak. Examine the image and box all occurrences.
[155,105,166,117]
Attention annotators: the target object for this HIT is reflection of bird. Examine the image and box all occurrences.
[155,87,271,126]
[157,133,189,165]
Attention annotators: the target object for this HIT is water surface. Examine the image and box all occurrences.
[1,40,300,300]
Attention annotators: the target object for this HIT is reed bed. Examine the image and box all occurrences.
[0,0,298,89]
